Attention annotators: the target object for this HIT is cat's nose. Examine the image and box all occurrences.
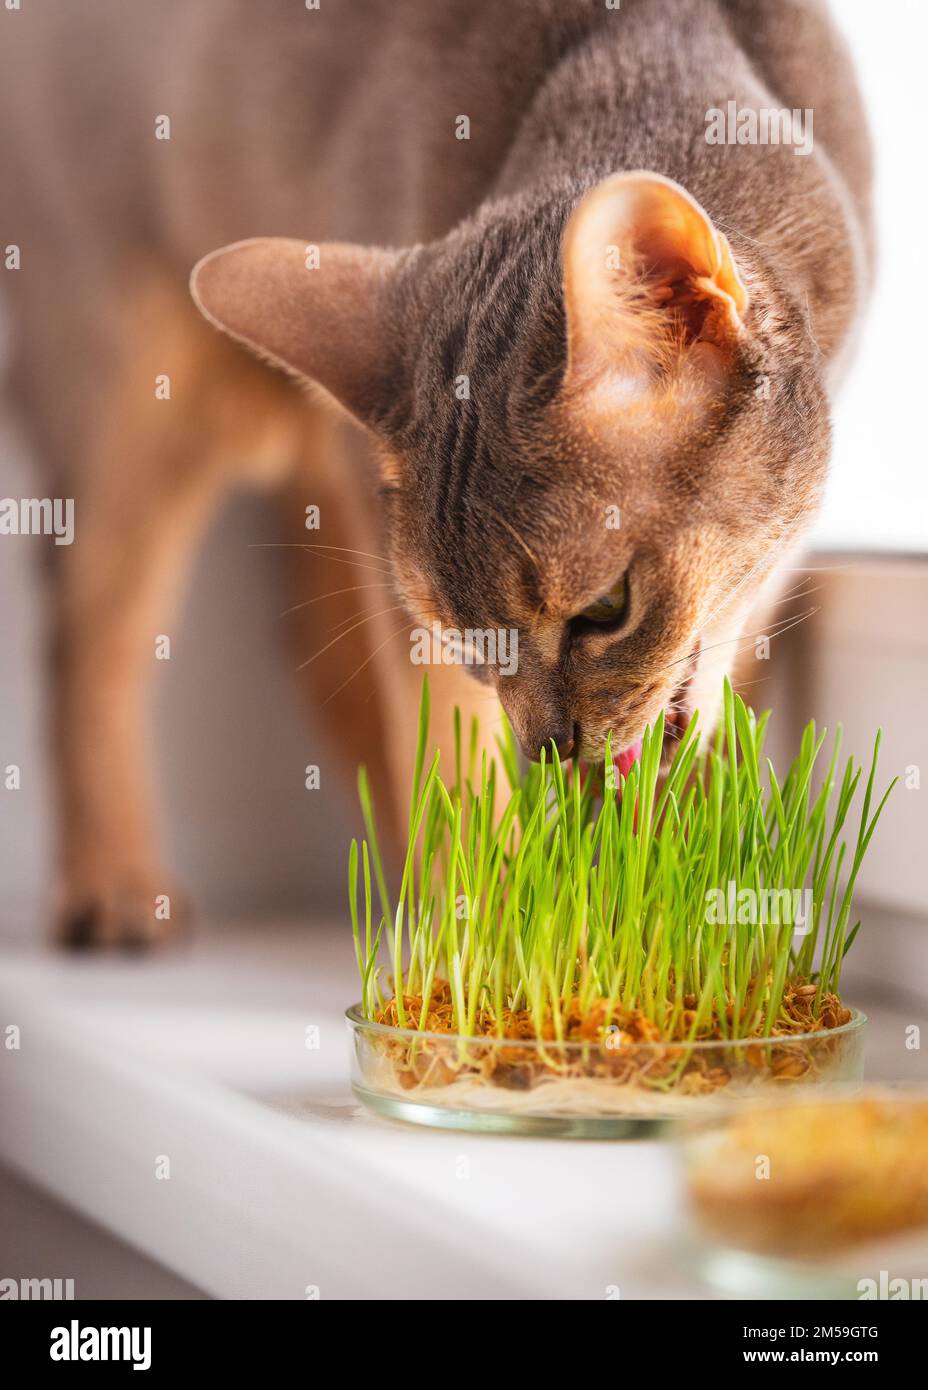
[534,725,576,761]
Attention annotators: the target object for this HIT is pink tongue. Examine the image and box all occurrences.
[614,741,642,780]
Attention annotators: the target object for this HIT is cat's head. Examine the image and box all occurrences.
[192,172,829,765]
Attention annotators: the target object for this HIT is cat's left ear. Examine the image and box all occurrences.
[190,237,403,428]
[562,172,749,401]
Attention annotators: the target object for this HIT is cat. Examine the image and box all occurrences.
[0,0,871,946]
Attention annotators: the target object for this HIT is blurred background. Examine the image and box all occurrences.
[0,0,926,1300]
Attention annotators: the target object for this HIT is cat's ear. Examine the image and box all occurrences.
[562,172,749,402]
[190,237,402,427]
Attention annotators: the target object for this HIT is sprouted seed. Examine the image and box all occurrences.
[349,676,895,1047]
[684,1092,928,1253]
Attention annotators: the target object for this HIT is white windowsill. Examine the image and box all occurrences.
[0,921,691,1300]
[2,919,923,1300]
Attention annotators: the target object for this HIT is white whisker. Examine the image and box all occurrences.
[296,605,408,672]
[279,581,392,619]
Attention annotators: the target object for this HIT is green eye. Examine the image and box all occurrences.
[578,574,628,624]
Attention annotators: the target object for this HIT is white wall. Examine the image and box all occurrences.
[814,0,928,552]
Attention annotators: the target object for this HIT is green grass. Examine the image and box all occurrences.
[349,677,895,1043]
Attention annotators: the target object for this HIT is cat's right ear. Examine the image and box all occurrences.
[190,238,403,429]
[561,172,749,409]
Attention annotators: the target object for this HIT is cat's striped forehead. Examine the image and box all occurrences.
[385,183,828,658]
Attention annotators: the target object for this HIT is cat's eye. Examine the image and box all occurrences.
[577,574,628,625]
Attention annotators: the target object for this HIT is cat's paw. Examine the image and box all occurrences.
[56,880,191,951]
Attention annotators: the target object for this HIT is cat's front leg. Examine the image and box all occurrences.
[51,495,199,950]
[49,273,296,947]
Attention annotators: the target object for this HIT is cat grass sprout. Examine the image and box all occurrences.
[348,678,893,1113]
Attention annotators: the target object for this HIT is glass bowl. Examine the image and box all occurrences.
[346,1005,867,1139]
[676,1086,928,1296]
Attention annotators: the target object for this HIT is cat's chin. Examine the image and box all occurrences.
[581,708,689,795]
[609,702,691,783]
[583,642,699,783]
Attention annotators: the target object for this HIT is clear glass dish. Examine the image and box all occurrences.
[346,1005,866,1139]
[676,1086,928,1297]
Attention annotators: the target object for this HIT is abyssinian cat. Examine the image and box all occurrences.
[0,0,871,945]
